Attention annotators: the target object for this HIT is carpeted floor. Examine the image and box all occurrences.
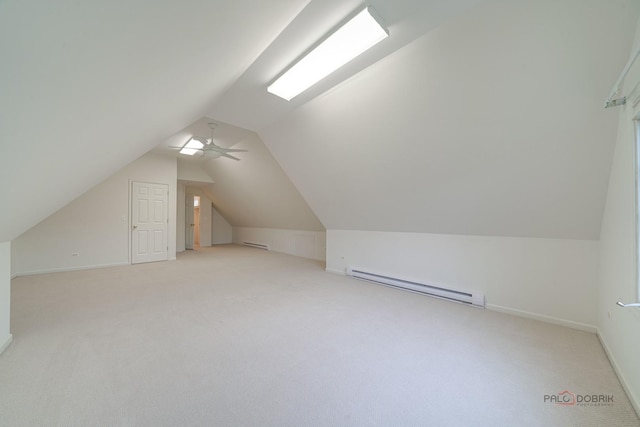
[1,245,638,426]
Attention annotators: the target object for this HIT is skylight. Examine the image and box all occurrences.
[267,6,388,101]
[180,137,204,156]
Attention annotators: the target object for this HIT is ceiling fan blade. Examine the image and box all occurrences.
[205,145,247,153]
[169,143,207,150]
[218,148,248,153]
[220,152,240,161]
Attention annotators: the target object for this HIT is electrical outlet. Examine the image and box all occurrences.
[72,253,79,257]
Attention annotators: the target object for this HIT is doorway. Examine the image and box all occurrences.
[185,193,203,250]
[194,196,201,248]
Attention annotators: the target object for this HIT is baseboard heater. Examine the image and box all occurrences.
[243,242,269,250]
[346,267,485,308]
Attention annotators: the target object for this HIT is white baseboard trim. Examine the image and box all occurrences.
[12,262,130,278]
[597,330,640,418]
[487,304,596,333]
[0,334,13,356]
[325,267,345,275]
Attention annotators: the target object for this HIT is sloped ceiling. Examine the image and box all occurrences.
[164,118,323,231]
[3,0,640,243]
[0,0,309,242]
[258,0,640,239]
[209,0,485,130]
[198,130,324,231]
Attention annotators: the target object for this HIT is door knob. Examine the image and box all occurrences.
[132,225,138,229]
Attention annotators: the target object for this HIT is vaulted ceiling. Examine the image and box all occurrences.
[168,118,324,231]
[2,0,639,242]
[0,0,309,242]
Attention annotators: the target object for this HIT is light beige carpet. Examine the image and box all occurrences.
[1,245,638,426]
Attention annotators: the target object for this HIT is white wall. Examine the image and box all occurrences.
[260,0,639,241]
[327,230,598,330]
[212,206,232,244]
[11,153,178,276]
[202,133,324,232]
[234,227,326,261]
[0,242,11,356]
[177,159,215,183]
[0,0,311,243]
[597,17,640,414]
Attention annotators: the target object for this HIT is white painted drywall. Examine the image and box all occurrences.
[234,227,326,261]
[202,133,324,232]
[327,230,598,330]
[0,241,11,355]
[212,206,233,244]
[11,153,178,276]
[0,0,310,243]
[260,0,639,240]
[597,17,640,413]
[177,159,215,183]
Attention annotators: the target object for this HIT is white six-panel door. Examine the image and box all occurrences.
[131,182,168,264]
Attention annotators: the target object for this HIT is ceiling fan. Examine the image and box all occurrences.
[170,122,248,161]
